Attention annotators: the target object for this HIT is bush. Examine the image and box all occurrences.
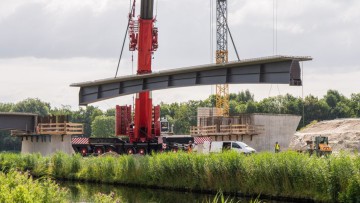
[0,170,68,203]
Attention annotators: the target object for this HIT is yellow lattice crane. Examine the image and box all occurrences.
[215,0,229,116]
[215,51,229,116]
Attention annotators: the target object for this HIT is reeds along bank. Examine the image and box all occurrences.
[0,151,360,202]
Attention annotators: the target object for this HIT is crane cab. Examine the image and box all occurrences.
[160,118,172,135]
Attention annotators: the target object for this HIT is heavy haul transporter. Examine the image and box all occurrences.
[72,116,194,156]
[72,0,193,156]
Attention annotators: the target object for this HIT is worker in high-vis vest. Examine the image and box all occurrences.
[275,142,280,153]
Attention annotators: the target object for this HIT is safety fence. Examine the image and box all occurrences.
[190,124,263,136]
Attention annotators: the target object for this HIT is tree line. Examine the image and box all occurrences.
[0,90,359,151]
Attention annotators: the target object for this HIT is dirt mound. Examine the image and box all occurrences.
[289,119,360,152]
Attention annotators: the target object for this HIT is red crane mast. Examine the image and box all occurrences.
[73,0,194,156]
[128,0,159,143]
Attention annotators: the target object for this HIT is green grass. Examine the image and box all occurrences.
[1,151,360,202]
[0,169,131,202]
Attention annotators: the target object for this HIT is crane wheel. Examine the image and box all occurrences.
[95,147,103,155]
[127,148,135,155]
[80,147,88,156]
[106,147,115,153]
[138,148,146,155]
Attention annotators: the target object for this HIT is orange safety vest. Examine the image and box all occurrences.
[188,144,193,153]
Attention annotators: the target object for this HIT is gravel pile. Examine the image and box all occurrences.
[289,119,360,152]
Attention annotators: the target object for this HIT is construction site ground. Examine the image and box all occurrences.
[289,119,360,153]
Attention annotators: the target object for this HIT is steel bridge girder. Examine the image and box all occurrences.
[71,56,311,105]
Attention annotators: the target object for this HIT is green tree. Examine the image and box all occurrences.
[0,103,14,112]
[333,101,352,118]
[50,105,73,116]
[0,102,20,151]
[11,98,50,116]
[234,90,254,103]
[105,108,116,117]
[91,116,115,138]
[0,131,21,152]
[205,95,216,107]
[257,96,282,114]
[303,95,330,124]
[71,106,103,137]
[350,93,360,117]
[235,103,247,114]
[323,90,352,119]
[173,103,192,134]
[160,102,179,119]
[245,101,257,113]
[229,100,239,116]
[324,90,344,109]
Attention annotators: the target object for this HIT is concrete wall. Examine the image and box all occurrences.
[21,135,74,156]
[250,114,301,152]
[197,107,222,126]
[198,114,301,152]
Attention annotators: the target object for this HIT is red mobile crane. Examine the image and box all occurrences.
[72,0,193,156]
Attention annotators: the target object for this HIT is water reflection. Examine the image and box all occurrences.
[59,181,295,203]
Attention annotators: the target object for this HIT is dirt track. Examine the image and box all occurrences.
[289,119,360,152]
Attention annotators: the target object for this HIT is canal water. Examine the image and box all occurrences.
[59,181,298,203]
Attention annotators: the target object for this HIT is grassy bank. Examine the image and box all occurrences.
[1,151,360,202]
[0,170,68,202]
[0,170,122,202]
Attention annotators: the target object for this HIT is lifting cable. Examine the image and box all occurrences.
[155,0,159,18]
[132,51,135,113]
[273,0,278,55]
[268,0,279,100]
[226,22,241,61]
[115,0,134,78]
[302,62,305,126]
[210,0,213,63]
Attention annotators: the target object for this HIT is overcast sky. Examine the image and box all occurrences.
[0,0,359,110]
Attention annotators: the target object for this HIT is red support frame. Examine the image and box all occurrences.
[116,105,132,136]
[153,105,161,136]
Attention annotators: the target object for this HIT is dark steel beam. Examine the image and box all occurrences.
[71,55,312,105]
[0,113,38,132]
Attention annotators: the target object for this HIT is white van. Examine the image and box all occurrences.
[204,141,256,154]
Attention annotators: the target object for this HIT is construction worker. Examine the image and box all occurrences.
[188,141,193,153]
[275,142,280,153]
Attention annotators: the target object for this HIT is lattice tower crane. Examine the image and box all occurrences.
[215,0,230,116]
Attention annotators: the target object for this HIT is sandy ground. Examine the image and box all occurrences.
[289,119,360,152]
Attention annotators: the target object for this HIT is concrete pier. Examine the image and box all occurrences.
[21,134,75,155]
[249,114,301,152]
[12,121,83,156]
